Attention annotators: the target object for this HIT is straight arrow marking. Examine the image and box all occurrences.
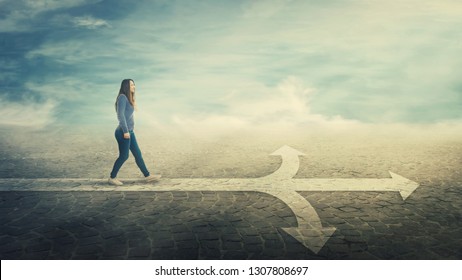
[284,172,420,200]
[0,175,419,200]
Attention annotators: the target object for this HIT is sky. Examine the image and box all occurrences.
[1,0,461,134]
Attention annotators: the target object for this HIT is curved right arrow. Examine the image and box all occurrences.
[263,189,336,254]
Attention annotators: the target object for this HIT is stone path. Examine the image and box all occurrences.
[0,127,461,259]
[0,179,460,259]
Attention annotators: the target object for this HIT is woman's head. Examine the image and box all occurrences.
[117,79,136,108]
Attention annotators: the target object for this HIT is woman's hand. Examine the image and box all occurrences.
[123,133,130,139]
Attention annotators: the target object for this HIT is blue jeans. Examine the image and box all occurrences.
[110,128,150,178]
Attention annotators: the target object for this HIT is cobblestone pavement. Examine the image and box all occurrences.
[0,126,461,259]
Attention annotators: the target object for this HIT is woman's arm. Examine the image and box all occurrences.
[116,95,130,139]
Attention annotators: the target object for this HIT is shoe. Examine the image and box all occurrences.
[108,177,123,186]
[145,174,162,182]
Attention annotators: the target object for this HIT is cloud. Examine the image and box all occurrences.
[89,0,461,130]
[242,0,292,18]
[72,15,111,29]
[167,77,361,137]
[21,78,116,125]
[24,78,91,101]
[0,0,102,32]
[5,0,462,133]
[22,0,95,11]
[25,38,117,64]
[0,58,20,83]
[0,97,56,129]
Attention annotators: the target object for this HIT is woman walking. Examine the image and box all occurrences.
[108,79,161,186]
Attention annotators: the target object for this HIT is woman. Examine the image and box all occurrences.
[108,79,161,185]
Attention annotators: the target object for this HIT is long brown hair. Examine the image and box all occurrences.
[115,79,136,111]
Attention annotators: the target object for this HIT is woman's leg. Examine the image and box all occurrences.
[129,131,150,177]
[110,129,131,178]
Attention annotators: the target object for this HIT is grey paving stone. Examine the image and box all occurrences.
[170,225,189,233]
[260,248,285,258]
[191,224,210,233]
[199,247,221,259]
[124,230,148,239]
[0,242,23,254]
[264,239,285,249]
[75,244,102,255]
[128,238,150,248]
[77,236,103,246]
[341,229,362,236]
[101,230,124,239]
[102,244,127,257]
[199,239,220,249]
[200,231,221,241]
[261,233,282,240]
[128,246,151,258]
[43,229,70,239]
[3,226,30,237]
[104,236,128,246]
[54,236,76,245]
[242,235,263,244]
[0,250,23,259]
[48,250,74,259]
[223,250,248,260]
[24,252,50,260]
[72,254,102,260]
[222,233,242,242]
[75,228,100,238]
[172,232,195,242]
[176,241,199,250]
[222,241,242,250]
[1,129,461,259]
[152,239,174,249]
[0,236,15,246]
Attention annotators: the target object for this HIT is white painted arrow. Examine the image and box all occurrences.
[0,145,420,254]
[263,189,336,254]
[273,171,420,200]
[263,145,305,180]
[0,172,419,200]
